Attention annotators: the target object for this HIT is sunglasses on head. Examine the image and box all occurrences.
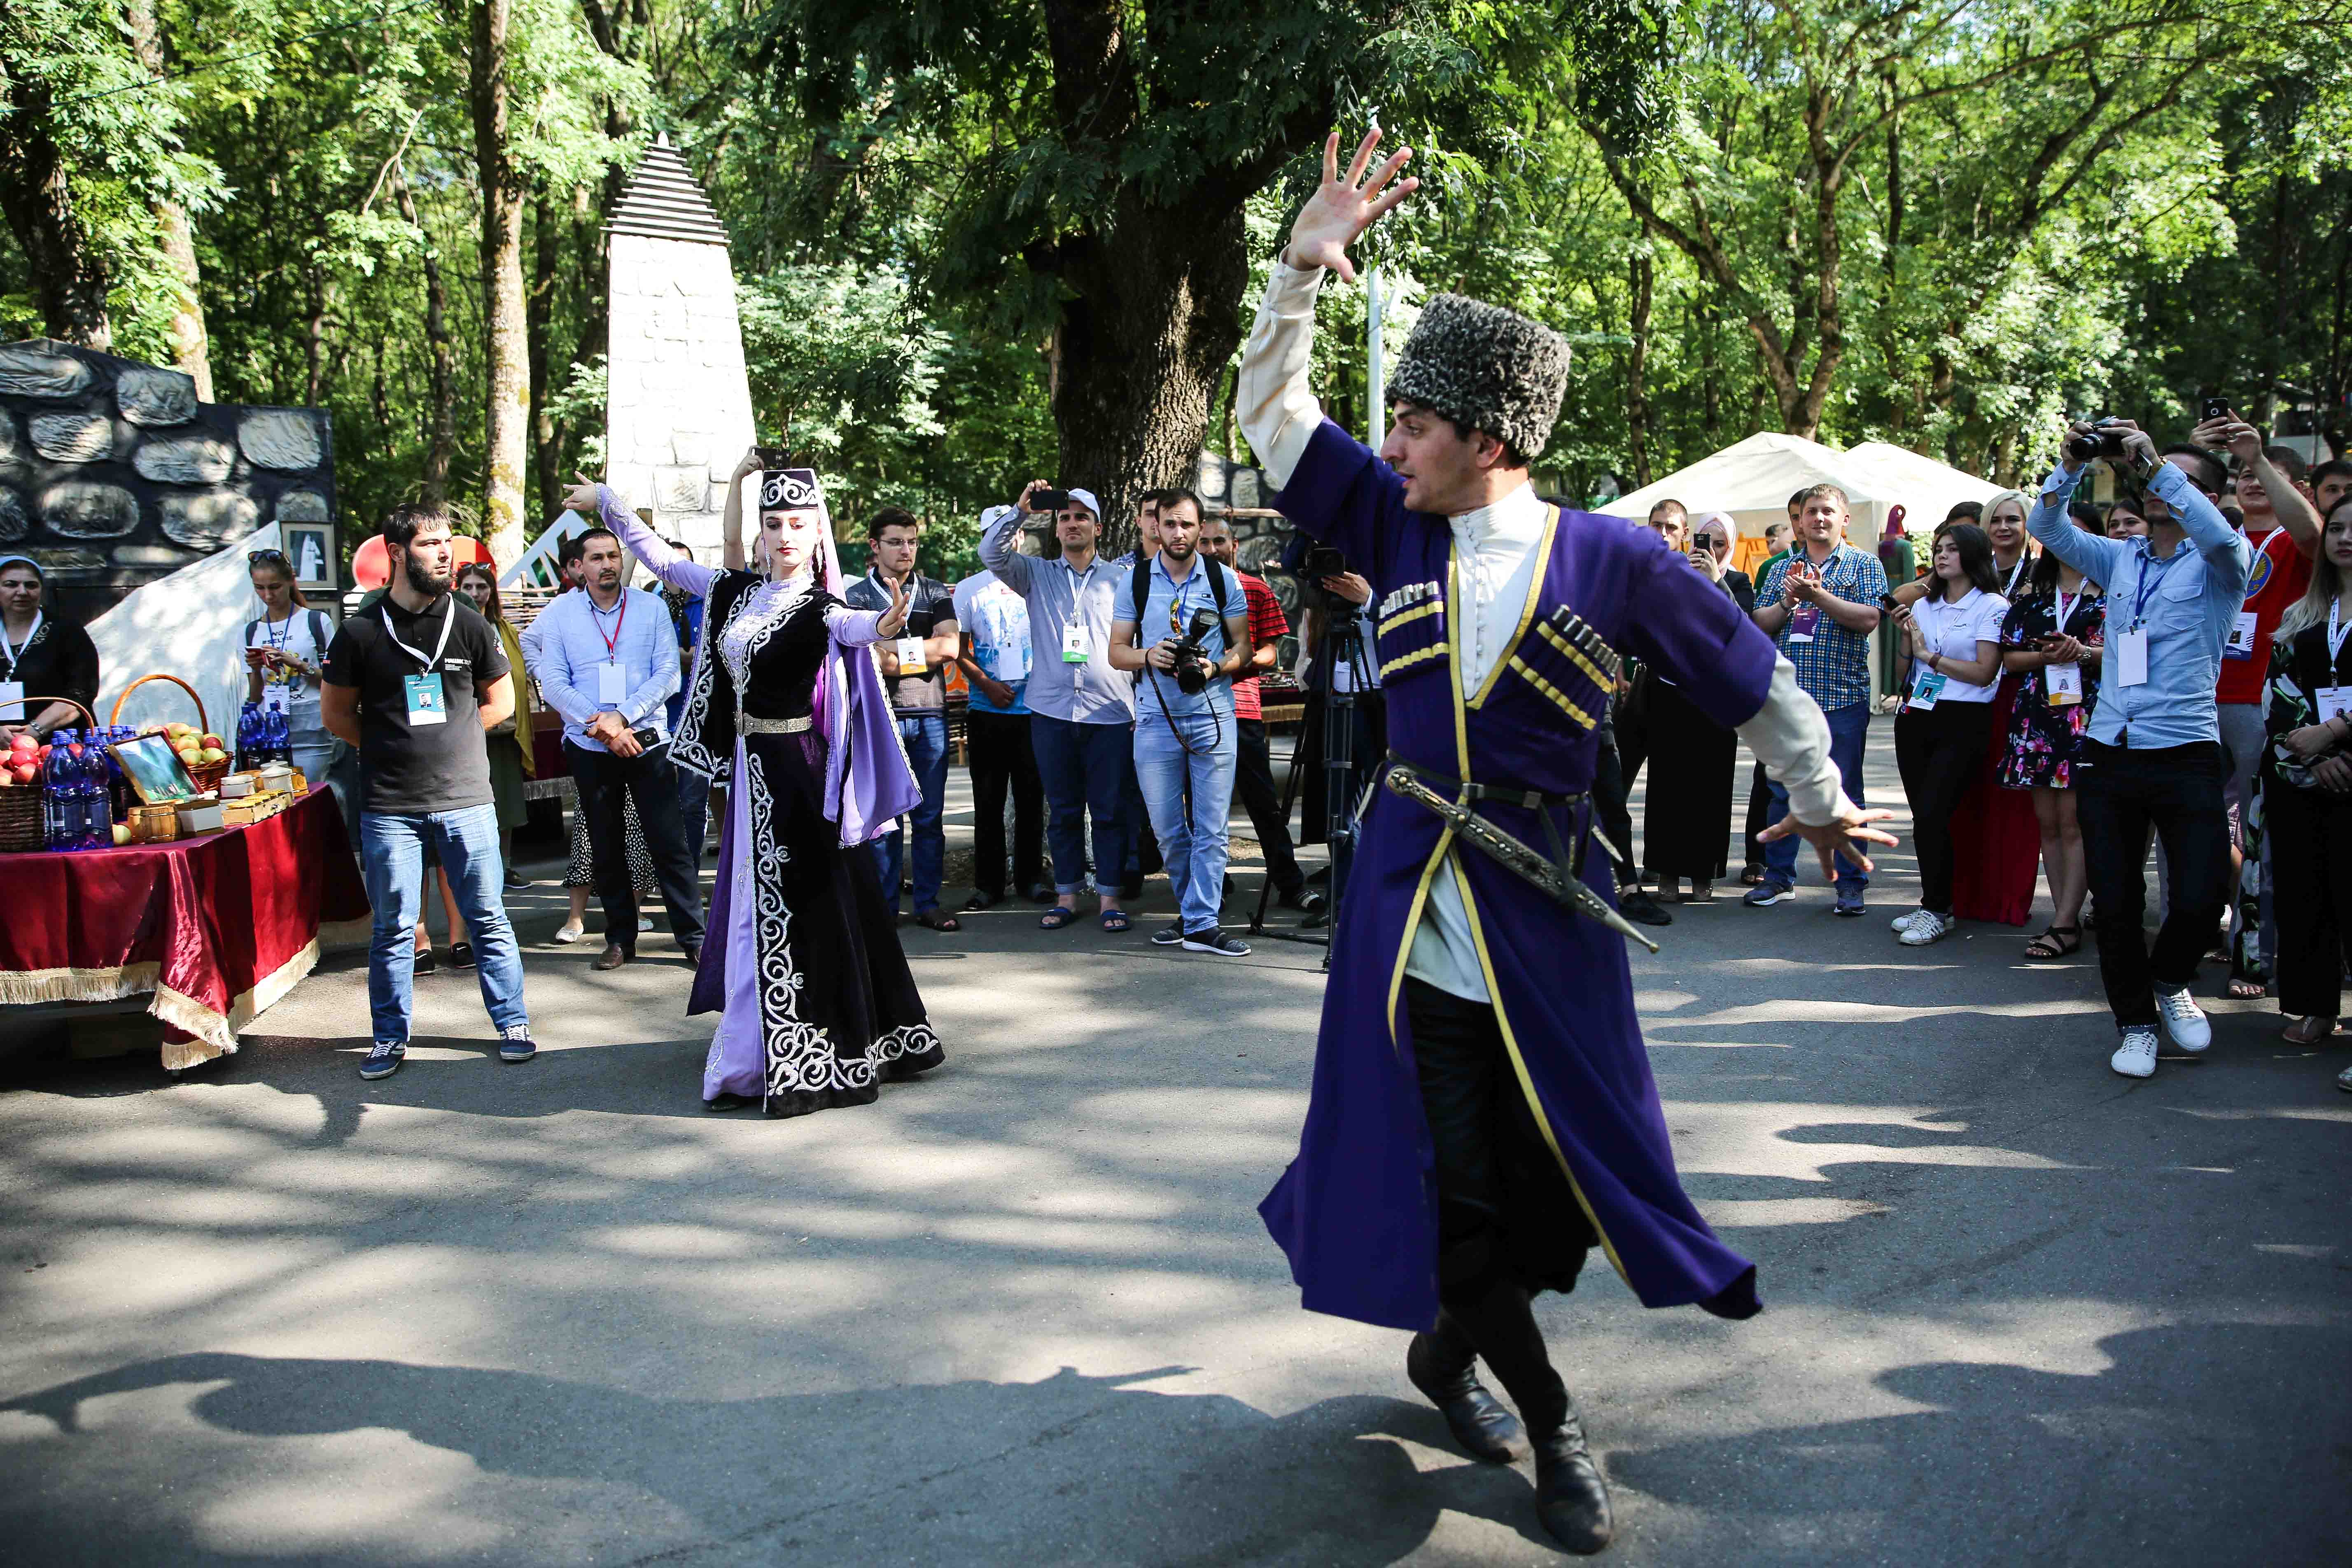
[249,549,290,565]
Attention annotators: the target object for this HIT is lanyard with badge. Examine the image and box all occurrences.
[2002,553,2031,598]
[383,600,456,727]
[2045,587,2085,707]
[259,612,303,713]
[0,609,38,724]
[2110,545,2182,688]
[2319,599,2352,725]
[1906,598,1948,709]
[1785,557,1824,642]
[590,592,630,708]
[2224,530,2285,662]
[875,572,928,674]
[1061,561,1097,663]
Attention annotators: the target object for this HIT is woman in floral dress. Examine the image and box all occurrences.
[1996,497,2113,961]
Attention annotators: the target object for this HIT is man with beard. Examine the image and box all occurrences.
[323,505,535,1080]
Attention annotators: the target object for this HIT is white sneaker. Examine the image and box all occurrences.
[2111,1027,2158,1078]
[553,921,584,945]
[2154,986,2211,1054]
[1890,907,1931,933]
[1898,910,1952,946]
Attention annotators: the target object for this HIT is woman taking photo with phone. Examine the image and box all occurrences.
[1996,500,2110,960]
[1890,523,2011,946]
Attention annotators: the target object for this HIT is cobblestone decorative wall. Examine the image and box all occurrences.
[0,340,333,622]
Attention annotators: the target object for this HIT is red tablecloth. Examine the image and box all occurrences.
[0,787,368,1069]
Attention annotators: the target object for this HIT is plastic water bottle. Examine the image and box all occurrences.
[43,730,79,851]
[267,703,291,764]
[76,740,110,848]
[236,702,257,771]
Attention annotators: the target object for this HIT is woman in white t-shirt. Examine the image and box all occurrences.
[1888,523,2010,946]
[244,548,346,824]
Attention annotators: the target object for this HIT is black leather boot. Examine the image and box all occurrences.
[1406,1309,1527,1462]
[1447,1281,1613,1554]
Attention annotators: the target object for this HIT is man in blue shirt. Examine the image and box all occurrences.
[523,526,705,971]
[2027,418,2249,1078]
[953,548,1050,909]
[1108,489,1254,954]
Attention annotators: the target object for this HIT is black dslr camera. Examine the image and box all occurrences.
[1169,606,1223,695]
[2065,416,2131,462]
[1293,544,1355,614]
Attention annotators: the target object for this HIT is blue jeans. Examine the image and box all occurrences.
[1030,714,1133,896]
[360,803,527,1043]
[871,712,950,915]
[1133,709,1238,933]
[1762,701,1871,892]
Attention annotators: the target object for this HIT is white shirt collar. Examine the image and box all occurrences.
[1447,481,1546,548]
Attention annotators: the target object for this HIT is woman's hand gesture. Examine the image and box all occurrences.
[561,471,600,512]
[733,447,764,482]
[1282,129,1419,283]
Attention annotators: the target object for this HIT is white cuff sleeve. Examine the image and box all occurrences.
[1237,261,1327,488]
[1734,657,1853,826]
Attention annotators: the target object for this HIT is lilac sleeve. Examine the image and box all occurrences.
[824,604,889,648]
[600,486,721,599]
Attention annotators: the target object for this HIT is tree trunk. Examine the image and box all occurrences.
[395,167,456,512]
[529,187,563,530]
[0,68,110,348]
[1625,251,1655,487]
[1050,190,1247,553]
[124,0,212,397]
[470,0,530,562]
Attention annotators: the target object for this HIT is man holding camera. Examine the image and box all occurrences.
[2028,417,2249,1078]
[1109,490,1255,954]
[979,484,1138,930]
[524,526,706,972]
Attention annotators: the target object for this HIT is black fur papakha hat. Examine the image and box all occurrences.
[1387,294,1573,461]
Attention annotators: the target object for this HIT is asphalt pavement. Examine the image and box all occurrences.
[2,743,2347,1566]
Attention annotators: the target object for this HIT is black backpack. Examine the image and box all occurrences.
[1127,554,1232,645]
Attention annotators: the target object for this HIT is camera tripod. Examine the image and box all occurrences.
[1249,606,1374,964]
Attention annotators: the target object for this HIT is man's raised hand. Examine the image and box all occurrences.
[1282,129,1419,283]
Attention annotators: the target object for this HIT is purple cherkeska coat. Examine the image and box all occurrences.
[1258,419,1784,1334]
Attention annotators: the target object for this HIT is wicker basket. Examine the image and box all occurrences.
[113,672,230,793]
[0,696,100,852]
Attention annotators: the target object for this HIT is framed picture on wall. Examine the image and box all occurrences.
[283,523,335,592]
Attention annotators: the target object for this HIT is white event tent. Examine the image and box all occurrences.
[86,523,289,742]
[1597,432,2003,541]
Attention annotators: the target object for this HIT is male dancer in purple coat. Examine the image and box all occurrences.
[1246,132,1896,1553]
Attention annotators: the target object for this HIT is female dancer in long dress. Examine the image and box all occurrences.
[563,460,945,1116]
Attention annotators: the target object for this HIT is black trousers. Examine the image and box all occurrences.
[1744,761,1772,870]
[567,740,706,955]
[2077,740,2230,1027]
[1406,978,1594,1303]
[1893,701,1996,914]
[966,708,1045,900]
[1614,681,1648,795]
[1234,716,1306,896]
[2265,779,2352,1020]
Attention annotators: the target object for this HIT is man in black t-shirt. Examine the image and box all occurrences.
[846,509,961,929]
[323,506,534,1080]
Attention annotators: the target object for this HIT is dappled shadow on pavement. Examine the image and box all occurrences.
[0,1355,1556,1566]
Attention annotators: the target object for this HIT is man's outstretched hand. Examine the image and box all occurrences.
[1756,805,1900,881]
[1282,129,1419,283]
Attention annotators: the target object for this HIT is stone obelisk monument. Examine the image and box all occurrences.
[602,133,755,562]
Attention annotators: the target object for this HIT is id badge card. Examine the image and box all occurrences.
[262,684,291,716]
[0,680,22,723]
[2046,662,2083,707]
[1908,668,1946,710]
[894,637,927,674]
[2319,686,2352,724]
[597,661,628,707]
[2222,610,2258,661]
[2113,627,2150,687]
[1061,620,1090,664]
[1787,600,1820,643]
[404,671,448,726]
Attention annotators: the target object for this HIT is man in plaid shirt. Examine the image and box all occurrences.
[1745,483,1888,914]
[1204,516,1324,913]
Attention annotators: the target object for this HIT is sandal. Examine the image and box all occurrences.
[2226,977,2266,1000]
[915,910,962,932]
[1038,906,1079,930]
[1740,865,1766,887]
[1099,909,1132,933]
[2024,925,2081,961]
[2281,1016,2338,1045]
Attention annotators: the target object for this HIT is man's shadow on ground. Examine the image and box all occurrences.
[0,1353,1556,1564]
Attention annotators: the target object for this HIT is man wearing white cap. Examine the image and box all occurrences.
[977,483,1139,931]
